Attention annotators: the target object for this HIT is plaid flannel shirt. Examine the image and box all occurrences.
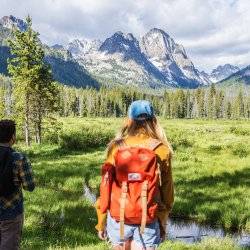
[0,150,35,211]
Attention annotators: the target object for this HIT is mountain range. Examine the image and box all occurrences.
[0,15,248,89]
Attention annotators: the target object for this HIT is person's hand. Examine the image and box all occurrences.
[158,221,166,242]
[98,230,107,240]
[160,232,166,243]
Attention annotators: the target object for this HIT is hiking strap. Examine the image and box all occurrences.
[140,180,148,234]
[146,139,162,151]
[120,181,127,241]
[157,163,162,186]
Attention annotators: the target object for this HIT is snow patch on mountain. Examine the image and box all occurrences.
[0,15,27,31]
[66,39,101,58]
[209,64,240,82]
[79,31,173,88]
[140,28,211,87]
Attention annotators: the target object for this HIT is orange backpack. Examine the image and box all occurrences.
[100,139,162,239]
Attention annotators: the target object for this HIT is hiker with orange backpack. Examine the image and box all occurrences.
[95,100,174,250]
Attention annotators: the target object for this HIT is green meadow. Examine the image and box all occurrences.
[16,118,250,250]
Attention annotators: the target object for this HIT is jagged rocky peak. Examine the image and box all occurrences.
[139,28,210,87]
[0,15,27,31]
[210,64,240,82]
[66,38,101,57]
[141,28,184,59]
[211,64,239,75]
[99,31,140,54]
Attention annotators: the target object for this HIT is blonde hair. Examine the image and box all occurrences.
[107,116,173,156]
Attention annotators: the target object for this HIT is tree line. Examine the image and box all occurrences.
[56,84,250,119]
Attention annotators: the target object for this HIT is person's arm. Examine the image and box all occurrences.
[95,197,107,231]
[156,146,174,238]
[95,145,116,237]
[15,154,35,192]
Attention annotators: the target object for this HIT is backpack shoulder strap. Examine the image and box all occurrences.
[146,138,162,151]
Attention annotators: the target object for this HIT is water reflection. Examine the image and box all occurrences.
[167,218,250,247]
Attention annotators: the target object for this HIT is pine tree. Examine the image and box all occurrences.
[163,91,170,118]
[226,101,232,119]
[195,88,205,118]
[246,97,250,119]
[207,83,216,119]
[215,90,225,118]
[234,89,244,118]
[8,16,57,145]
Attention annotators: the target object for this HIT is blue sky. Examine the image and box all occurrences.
[1,0,250,72]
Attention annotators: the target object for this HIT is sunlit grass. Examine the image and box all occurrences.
[15,118,250,249]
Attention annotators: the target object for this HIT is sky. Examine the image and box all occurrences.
[1,0,250,72]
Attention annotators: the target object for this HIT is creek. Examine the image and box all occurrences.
[83,185,250,247]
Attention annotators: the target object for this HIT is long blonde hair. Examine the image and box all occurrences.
[107,116,173,156]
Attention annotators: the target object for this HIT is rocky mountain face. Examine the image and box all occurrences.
[66,39,102,58]
[0,15,27,32]
[218,65,250,86]
[81,31,170,88]
[1,15,246,90]
[67,32,166,88]
[0,15,99,88]
[140,28,211,87]
[71,29,211,88]
[209,64,240,83]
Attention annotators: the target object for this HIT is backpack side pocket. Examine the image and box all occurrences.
[100,162,114,213]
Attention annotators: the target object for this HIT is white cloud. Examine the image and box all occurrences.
[0,0,250,71]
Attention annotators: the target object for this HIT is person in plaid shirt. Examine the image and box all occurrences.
[0,120,35,250]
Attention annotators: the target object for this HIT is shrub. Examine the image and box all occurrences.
[229,126,250,136]
[208,144,223,153]
[178,152,192,161]
[43,118,63,144]
[231,144,249,158]
[59,126,114,150]
[169,132,194,150]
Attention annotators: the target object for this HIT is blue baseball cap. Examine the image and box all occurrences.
[128,100,154,120]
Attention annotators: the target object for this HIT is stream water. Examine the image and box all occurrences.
[83,185,250,248]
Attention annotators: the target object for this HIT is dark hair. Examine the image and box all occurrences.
[0,120,16,143]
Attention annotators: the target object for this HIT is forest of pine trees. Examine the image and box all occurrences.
[57,84,250,119]
[1,75,249,120]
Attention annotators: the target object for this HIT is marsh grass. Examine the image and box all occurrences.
[159,237,241,250]
[16,118,250,249]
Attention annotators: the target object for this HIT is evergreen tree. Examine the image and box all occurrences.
[226,101,232,119]
[215,90,225,118]
[234,89,245,118]
[163,91,171,118]
[207,83,216,119]
[195,88,206,118]
[8,16,57,145]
